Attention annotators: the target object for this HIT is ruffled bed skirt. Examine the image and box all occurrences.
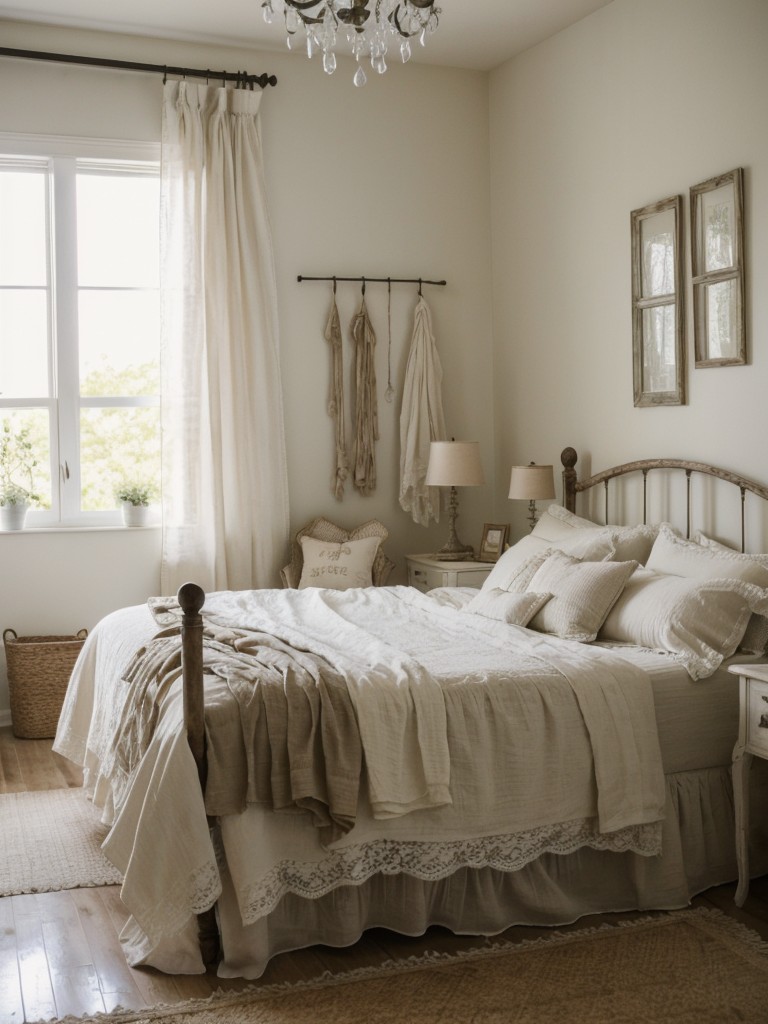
[123,762,768,978]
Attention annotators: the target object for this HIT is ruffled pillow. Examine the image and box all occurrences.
[599,566,768,679]
[535,504,657,564]
[482,529,616,592]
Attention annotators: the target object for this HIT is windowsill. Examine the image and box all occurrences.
[0,524,161,535]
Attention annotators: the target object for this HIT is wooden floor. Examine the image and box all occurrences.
[2,727,768,1024]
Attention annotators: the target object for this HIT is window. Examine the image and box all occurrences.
[0,136,161,527]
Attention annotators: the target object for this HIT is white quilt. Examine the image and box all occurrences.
[54,585,666,972]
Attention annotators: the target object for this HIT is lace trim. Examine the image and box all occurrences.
[236,817,662,925]
[131,855,222,942]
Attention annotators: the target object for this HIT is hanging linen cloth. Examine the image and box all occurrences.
[399,295,447,525]
[325,290,349,499]
[351,293,379,495]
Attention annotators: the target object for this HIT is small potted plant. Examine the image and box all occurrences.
[0,420,40,531]
[114,479,158,527]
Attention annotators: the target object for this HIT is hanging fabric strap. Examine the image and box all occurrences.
[351,293,379,496]
[325,281,349,500]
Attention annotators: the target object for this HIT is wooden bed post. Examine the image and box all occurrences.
[177,582,220,970]
[561,447,578,512]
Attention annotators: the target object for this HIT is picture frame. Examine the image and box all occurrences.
[478,523,509,563]
[630,194,686,407]
[690,167,746,368]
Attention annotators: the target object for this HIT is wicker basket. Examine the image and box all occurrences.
[3,627,88,739]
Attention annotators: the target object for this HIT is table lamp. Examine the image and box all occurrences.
[508,462,555,531]
[425,440,485,560]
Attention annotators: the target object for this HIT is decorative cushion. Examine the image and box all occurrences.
[462,588,552,625]
[281,517,394,589]
[534,504,657,564]
[298,535,381,590]
[521,550,638,642]
[599,566,768,679]
[481,530,616,592]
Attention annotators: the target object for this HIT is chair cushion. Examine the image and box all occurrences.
[281,517,394,589]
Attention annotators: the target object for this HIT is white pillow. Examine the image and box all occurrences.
[482,530,616,592]
[522,550,638,642]
[298,535,380,589]
[599,567,768,679]
[691,530,768,654]
[462,588,552,625]
[535,504,657,564]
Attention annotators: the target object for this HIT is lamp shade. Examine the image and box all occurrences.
[508,463,556,501]
[425,441,485,487]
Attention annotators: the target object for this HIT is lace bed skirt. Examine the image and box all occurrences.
[122,762,768,978]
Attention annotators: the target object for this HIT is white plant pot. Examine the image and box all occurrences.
[0,502,29,531]
[121,501,150,527]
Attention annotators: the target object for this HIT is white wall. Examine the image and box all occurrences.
[489,0,768,537]
[0,20,493,715]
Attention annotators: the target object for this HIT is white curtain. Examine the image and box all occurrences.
[160,81,289,594]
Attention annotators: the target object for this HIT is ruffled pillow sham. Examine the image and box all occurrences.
[598,566,768,679]
[534,504,658,564]
[481,529,616,592]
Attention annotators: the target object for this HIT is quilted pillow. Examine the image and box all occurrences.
[521,550,638,642]
[298,535,381,589]
[462,588,552,625]
[599,567,768,679]
[481,529,616,591]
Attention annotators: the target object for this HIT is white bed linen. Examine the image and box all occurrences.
[55,585,668,975]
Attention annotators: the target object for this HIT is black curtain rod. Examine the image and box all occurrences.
[0,46,277,89]
[298,275,447,286]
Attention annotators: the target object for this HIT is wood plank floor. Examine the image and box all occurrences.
[2,725,768,1023]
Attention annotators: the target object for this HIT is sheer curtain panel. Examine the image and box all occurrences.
[160,81,289,593]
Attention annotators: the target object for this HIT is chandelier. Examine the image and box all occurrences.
[261,1,441,86]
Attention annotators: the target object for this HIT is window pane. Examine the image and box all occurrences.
[80,406,160,511]
[640,209,675,298]
[79,291,160,396]
[0,169,48,286]
[704,279,740,361]
[0,409,52,508]
[697,184,735,273]
[642,304,676,394]
[0,290,49,397]
[76,173,159,288]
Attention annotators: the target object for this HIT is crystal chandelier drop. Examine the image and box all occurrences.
[261,1,441,86]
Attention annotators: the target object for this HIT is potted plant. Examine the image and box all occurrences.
[0,420,40,531]
[114,479,158,527]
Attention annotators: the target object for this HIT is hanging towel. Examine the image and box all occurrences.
[351,297,378,496]
[399,296,447,525]
[325,296,349,500]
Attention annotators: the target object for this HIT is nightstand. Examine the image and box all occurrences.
[406,554,492,593]
[728,663,768,906]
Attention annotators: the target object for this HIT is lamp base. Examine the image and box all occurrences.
[432,542,475,562]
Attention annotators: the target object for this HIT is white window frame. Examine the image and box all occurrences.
[0,133,161,528]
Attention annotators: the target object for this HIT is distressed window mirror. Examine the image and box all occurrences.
[630,194,685,407]
[690,167,746,368]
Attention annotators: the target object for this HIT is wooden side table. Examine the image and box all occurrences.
[406,554,492,594]
[728,663,768,906]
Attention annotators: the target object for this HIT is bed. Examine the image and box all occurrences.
[53,447,768,978]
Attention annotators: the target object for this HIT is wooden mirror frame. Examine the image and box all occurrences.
[630,194,686,407]
[690,167,746,368]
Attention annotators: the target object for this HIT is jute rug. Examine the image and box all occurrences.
[0,787,122,895]
[44,908,768,1024]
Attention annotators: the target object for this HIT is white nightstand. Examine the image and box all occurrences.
[406,554,493,593]
[728,663,768,906]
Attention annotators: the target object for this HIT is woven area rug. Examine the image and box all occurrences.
[44,908,768,1024]
[0,787,122,895]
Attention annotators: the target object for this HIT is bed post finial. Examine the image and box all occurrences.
[561,447,578,512]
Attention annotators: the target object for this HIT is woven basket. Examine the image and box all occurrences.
[3,628,88,739]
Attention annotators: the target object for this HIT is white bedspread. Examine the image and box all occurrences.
[54,585,666,972]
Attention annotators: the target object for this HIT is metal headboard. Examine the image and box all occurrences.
[560,446,768,553]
